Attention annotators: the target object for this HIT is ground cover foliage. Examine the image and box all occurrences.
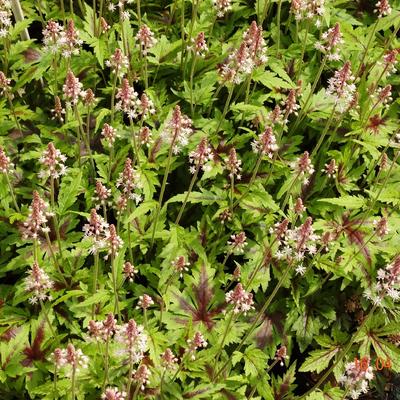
[1,0,400,398]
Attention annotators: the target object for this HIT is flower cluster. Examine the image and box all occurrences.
[161,105,193,155]
[51,96,66,122]
[251,127,279,158]
[38,143,67,180]
[136,24,157,55]
[116,158,143,205]
[82,209,110,254]
[282,89,300,121]
[213,0,232,18]
[133,365,151,391]
[0,0,12,38]
[375,0,392,17]
[291,0,325,27]
[63,20,83,57]
[227,232,248,253]
[0,70,10,95]
[53,344,89,374]
[104,224,123,259]
[225,283,254,314]
[88,313,117,341]
[172,255,190,278]
[370,256,400,302]
[0,145,12,173]
[186,332,208,360]
[161,348,178,369]
[291,151,315,184]
[115,78,140,118]
[322,159,338,178]
[137,126,153,147]
[42,20,65,54]
[63,70,85,106]
[115,319,148,363]
[188,32,208,57]
[137,294,154,310]
[275,346,289,366]
[42,19,82,56]
[218,21,267,84]
[137,93,156,119]
[326,61,356,113]
[315,23,343,61]
[123,261,138,282]
[105,48,129,76]
[188,137,213,174]
[373,217,389,238]
[25,262,54,304]
[226,148,242,180]
[338,357,374,399]
[101,388,127,400]
[275,217,320,274]
[93,180,112,210]
[22,191,53,240]
[381,49,398,77]
[101,123,118,148]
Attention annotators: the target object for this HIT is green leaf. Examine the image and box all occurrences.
[253,70,296,90]
[57,169,82,215]
[299,347,340,373]
[318,196,366,209]
[243,348,267,377]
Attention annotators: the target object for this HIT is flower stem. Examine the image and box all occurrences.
[111,255,120,321]
[213,310,235,373]
[44,231,68,287]
[91,252,100,319]
[259,0,270,25]
[5,172,20,212]
[53,363,58,398]
[190,53,197,117]
[102,338,110,390]
[129,115,141,170]
[310,104,336,158]
[126,202,134,264]
[110,71,119,124]
[71,366,76,400]
[214,85,234,135]
[39,298,58,344]
[281,172,301,212]
[276,0,283,57]
[356,19,379,78]
[230,174,234,215]
[290,54,327,135]
[50,177,67,269]
[183,0,199,80]
[175,164,200,224]
[127,353,134,398]
[7,93,22,134]
[232,151,263,208]
[180,0,186,77]
[150,143,174,248]
[296,22,310,80]
[132,383,141,400]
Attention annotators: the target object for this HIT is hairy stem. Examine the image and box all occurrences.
[175,164,200,224]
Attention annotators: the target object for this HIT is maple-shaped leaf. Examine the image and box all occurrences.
[342,213,371,265]
[22,322,47,366]
[177,265,225,330]
[329,213,371,265]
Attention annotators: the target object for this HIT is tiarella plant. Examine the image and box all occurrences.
[0,0,400,399]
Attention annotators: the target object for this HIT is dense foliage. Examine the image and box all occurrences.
[1,0,400,398]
